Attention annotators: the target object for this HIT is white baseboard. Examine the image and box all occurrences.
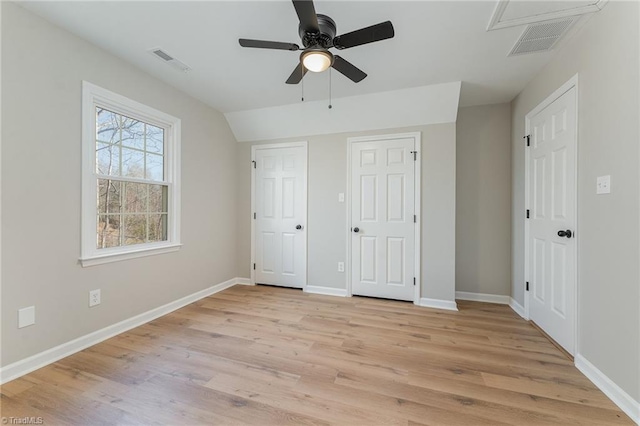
[575,354,640,424]
[509,297,526,319]
[236,277,253,285]
[455,291,510,304]
[304,285,348,297]
[0,277,246,385]
[416,297,458,311]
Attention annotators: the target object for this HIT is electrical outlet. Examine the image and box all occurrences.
[338,262,345,272]
[18,306,35,328]
[596,175,611,194]
[89,289,101,307]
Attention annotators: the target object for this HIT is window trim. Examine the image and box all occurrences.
[80,81,181,267]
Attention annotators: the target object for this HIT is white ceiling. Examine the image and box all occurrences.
[17,1,588,113]
[500,1,595,21]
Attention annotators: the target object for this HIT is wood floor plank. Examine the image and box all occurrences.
[407,371,629,425]
[204,370,406,425]
[334,370,572,425]
[0,284,633,425]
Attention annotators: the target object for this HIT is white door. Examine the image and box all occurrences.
[351,137,416,301]
[527,87,577,354]
[254,145,307,288]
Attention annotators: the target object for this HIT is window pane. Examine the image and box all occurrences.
[96,143,121,176]
[122,147,145,178]
[121,117,145,150]
[97,179,122,214]
[124,182,148,213]
[97,215,121,248]
[149,185,168,213]
[96,108,120,144]
[148,214,168,242]
[146,125,164,154]
[123,214,147,246]
[146,153,164,181]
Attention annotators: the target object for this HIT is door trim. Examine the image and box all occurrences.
[346,132,422,303]
[523,74,579,353]
[251,141,308,288]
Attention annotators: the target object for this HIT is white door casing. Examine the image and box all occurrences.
[525,81,577,355]
[348,133,421,302]
[252,143,307,289]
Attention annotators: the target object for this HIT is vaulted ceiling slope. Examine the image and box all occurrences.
[17,1,597,113]
[226,82,461,142]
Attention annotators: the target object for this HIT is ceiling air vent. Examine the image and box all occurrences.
[509,18,576,56]
[148,48,192,73]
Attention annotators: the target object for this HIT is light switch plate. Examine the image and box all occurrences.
[18,306,35,328]
[596,175,611,194]
[338,193,345,203]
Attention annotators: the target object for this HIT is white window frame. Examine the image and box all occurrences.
[80,81,181,267]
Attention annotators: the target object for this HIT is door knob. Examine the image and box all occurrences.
[557,229,573,238]
[353,227,360,233]
[296,224,303,230]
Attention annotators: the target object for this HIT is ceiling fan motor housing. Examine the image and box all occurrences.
[238,0,395,84]
[299,14,336,48]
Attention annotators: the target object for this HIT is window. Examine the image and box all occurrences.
[81,82,181,266]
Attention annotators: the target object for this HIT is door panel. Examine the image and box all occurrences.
[533,237,546,303]
[386,237,404,285]
[351,138,416,301]
[387,174,404,221]
[254,146,307,288]
[360,236,377,283]
[281,233,296,275]
[528,87,576,354]
[262,232,275,273]
[360,175,377,221]
[282,178,295,219]
[551,242,567,317]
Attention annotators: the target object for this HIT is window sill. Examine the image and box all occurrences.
[80,243,182,267]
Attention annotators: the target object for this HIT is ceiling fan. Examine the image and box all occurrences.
[238,0,395,84]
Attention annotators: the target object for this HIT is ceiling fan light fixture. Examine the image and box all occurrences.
[301,49,333,72]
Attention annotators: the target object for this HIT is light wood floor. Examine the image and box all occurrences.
[1,285,632,425]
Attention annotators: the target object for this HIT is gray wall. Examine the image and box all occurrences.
[1,3,238,366]
[456,104,511,296]
[511,2,639,401]
[236,123,457,303]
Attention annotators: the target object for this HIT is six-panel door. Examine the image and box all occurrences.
[351,138,416,301]
[528,87,576,354]
[254,146,307,288]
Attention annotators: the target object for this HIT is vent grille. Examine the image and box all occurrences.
[152,49,174,61]
[509,18,575,56]
[148,48,191,73]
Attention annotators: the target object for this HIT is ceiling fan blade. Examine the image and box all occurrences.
[286,62,308,84]
[292,0,320,33]
[333,21,395,50]
[239,38,299,51]
[332,56,367,83]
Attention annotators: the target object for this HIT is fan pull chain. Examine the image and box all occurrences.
[301,65,305,102]
[328,68,332,109]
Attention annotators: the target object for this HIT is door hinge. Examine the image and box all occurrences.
[252,160,256,169]
[414,215,417,223]
[413,277,416,286]
[524,135,530,147]
[253,263,256,270]
[410,151,418,161]
[526,281,530,291]
[253,212,256,219]
[526,209,530,219]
